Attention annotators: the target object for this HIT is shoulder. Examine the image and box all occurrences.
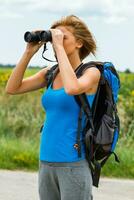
[81,65,101,82]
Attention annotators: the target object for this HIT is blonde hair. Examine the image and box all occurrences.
[50,15,97,60]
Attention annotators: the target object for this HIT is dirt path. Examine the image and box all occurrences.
[0,170,133,200]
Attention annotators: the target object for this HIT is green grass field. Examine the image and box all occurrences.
[0,67,134,178]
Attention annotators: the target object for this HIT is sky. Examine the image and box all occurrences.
[0,0,134,72]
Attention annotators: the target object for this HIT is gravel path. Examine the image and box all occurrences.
[0,170,133,200]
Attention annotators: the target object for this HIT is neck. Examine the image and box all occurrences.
[68,53,82,71]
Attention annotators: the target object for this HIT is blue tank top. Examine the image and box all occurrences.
[40,83,96,162]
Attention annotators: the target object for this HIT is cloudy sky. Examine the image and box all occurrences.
[0,0,134,71]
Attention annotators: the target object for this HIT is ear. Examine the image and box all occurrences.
[76,39,83,49]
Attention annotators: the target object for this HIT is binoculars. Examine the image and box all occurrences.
[24,30,52,43]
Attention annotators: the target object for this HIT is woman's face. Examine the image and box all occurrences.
[55,26,82,57]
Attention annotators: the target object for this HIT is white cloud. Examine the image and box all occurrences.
[0,0,134,24]
[0,11,23,19]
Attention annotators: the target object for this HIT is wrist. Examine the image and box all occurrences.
[54,44,64,52]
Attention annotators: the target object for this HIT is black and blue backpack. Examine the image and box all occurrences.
[42,61,121,187]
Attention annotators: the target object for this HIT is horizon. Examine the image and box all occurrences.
[0,63,133,73]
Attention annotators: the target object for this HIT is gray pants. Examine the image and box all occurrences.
[38,159,93,200]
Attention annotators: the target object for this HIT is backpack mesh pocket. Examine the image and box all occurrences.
[95,114,115,146]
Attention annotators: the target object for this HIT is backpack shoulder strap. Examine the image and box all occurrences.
[75,61,104,78]
[74,62,104,158]
[46,64,58,88]
[74,61,104,114]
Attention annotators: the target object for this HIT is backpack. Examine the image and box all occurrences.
[41,61,121,187]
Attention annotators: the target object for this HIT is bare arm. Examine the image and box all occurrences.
[6,65,50,95]
[5,37,50,95]
[51,29,100,95]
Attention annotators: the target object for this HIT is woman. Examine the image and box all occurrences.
[6,15,100,200]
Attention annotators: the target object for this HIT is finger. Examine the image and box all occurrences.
[50,28,62,34]
[38,41,45,47]
[49,29,54,35]
[38,41,46,44]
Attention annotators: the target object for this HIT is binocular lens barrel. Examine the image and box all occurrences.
[40,31,52,42]
[24,32,39,43]
[24,30,52,43]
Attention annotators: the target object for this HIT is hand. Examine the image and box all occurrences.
[50,29,64,50]
[25,30,46,55]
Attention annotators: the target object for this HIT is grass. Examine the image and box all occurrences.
[0,135,134,179]
[0,68,134,179]
[102,136,134,178]
[0,135,40,171]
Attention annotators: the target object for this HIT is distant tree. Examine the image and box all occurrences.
[0,63,42,68]
[124,68,131,74]
[0,64,14,68]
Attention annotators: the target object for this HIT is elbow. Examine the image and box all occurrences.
[5,87,16,95]
[5,90,14,95]
[65,87,81,95]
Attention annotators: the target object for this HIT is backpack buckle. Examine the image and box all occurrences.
[74,143,79,150]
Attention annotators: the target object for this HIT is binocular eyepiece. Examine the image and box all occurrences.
[24,30,52,43]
